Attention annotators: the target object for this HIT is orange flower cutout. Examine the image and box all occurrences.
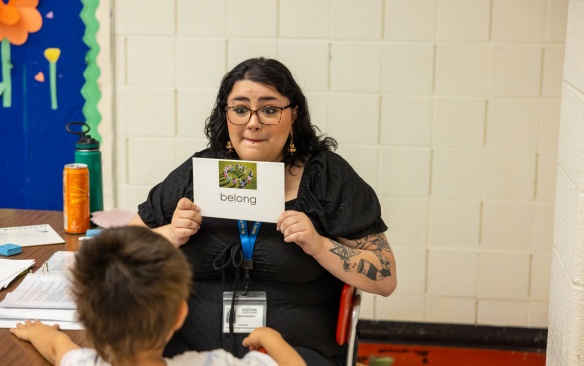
[0,0,42,45]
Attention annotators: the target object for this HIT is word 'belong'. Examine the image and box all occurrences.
[220,193,257,205]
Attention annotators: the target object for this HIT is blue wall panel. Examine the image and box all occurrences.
[0,1,88,210]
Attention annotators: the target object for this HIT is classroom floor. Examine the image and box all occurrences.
[357,342,546,365]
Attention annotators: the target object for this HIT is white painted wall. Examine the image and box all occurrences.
[546,0,584,364]
[96,0,570,328]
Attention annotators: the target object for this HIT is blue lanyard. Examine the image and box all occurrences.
[238,220,261,260]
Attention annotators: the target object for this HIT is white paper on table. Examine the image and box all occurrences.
[0,224,64,247]
[192,158,285,223]
[0,259,34,289]
[0,307,78,322]
[0,319,83,330]
[0,273,75,309]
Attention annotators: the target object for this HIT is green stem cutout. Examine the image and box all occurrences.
[49,61,57,109]
[0,38,13,108]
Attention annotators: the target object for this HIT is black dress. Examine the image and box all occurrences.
[137,149,387,363]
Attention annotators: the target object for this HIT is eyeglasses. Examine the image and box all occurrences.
[226,105,291,125]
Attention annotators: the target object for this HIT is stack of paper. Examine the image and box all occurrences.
[0,252,82,330]
[0,258,34,289]
[37,251,76,274]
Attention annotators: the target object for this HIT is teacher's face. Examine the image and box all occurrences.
[226,80,298,162]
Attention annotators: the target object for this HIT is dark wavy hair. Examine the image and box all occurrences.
[204,57,337,167]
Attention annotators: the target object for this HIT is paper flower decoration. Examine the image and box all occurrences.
[44,48,60,109]
[0,0,43,45]
[0,0,43,108]
[44,47,60,63]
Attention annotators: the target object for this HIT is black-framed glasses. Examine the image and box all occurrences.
[226,105,291,125]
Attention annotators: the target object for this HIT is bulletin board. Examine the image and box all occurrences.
[0,0,100,210]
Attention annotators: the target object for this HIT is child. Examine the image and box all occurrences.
[10,226,305,366]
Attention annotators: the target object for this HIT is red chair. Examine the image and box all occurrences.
[336,284,362,366]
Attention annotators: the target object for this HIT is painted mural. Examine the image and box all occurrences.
[0,0,100,210]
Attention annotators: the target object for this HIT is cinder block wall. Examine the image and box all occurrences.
[108,0,568,327]
[546,0,584,364]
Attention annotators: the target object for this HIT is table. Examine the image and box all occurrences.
[0,209,87,365]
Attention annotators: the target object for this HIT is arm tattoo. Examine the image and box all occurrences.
[357,252,391,281]
[353,234,392,253]
[330,235,392,281]
[328,240,359,271]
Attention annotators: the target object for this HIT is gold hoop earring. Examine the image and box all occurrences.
[288,132,296,154]
[226,140,233,153]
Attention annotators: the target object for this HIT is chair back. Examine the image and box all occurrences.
[336,284,362,366]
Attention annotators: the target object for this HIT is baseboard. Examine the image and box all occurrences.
[358,320,548,352]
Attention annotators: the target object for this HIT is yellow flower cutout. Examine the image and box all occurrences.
[44,48,60,63]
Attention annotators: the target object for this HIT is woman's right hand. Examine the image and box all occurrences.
[127,198,202,247]
[166,197,203,247]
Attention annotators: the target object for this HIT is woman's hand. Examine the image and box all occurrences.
[166,197,203,247]
[277,210,327,257]
[278,210,397,297]
[127,198,202,247]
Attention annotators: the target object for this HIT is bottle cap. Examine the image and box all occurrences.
[75,135,100,150]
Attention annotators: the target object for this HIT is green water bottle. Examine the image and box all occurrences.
[66,122,103,213]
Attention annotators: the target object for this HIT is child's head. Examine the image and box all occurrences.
[71,226,192,363]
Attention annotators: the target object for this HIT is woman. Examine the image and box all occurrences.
[129,57,397,366]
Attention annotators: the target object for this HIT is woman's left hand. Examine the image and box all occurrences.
[277,210,327,257]
[278,211,397,297]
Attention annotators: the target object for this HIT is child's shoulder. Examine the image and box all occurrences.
[60,348,109,366]
[166,349,277,366]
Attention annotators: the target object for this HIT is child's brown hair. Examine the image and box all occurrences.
[70,226,192,364]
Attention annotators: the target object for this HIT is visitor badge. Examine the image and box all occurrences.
[222,291,267,333]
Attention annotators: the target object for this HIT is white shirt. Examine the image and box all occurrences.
[61,347,278,366]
